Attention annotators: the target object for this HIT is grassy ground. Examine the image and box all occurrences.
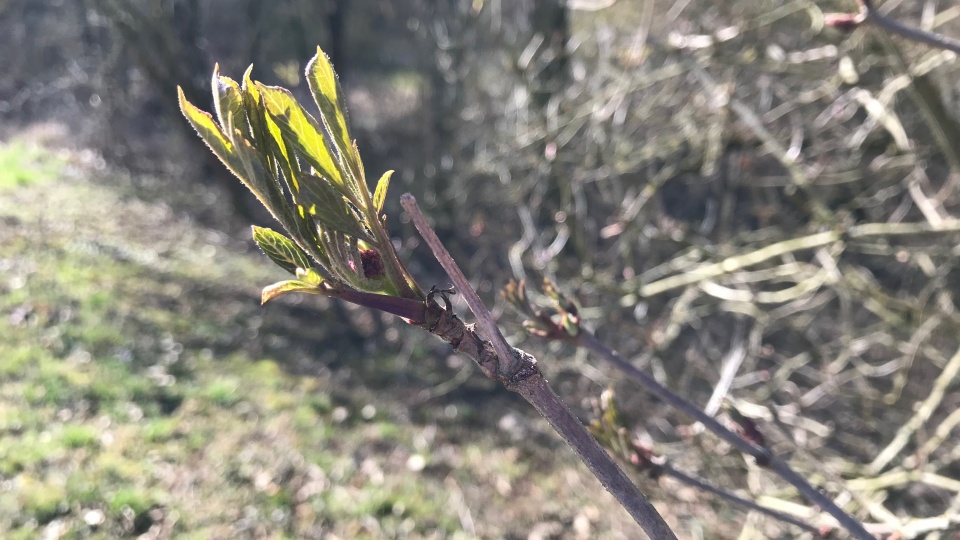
[0,134,713,539]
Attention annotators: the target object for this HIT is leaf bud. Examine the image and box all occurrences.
[360,249,384,279]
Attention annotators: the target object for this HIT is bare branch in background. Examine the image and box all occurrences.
[505,280,875,539]
[825,0,960,54]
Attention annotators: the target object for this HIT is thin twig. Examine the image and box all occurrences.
[702,322,747,417]
[577,332,874,540]
[522,378,677,539]
[660,463,823,535]
[401,193,677,539]
[641,231,839,296]
[861,0,960,54]
[640,220,960,297]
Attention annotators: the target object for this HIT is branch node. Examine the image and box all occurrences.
[505,349,541,391]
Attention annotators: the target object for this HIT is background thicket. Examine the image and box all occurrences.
[2,0,960,538]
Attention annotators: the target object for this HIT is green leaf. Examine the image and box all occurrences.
[240,67,267,145]
[241,68,292,198]
[255,82,350,197]
[230,71,308,231]
[183,81,298,230]
[239,79,330,266]
[560,314,580,337]
[350,140,365,181]
[253,82,304,203]
[241,69,284,181]
[319,230,362,287]
[212,65,247,140]
[252,226,312,274]
[295,267,324,285]
[373,170,393,213]
[179,87,244,181]
[298,173,374,242]
[261,279,325,304]
[231,133,288,219]
[181,87,282,220]
[305,47,356,174]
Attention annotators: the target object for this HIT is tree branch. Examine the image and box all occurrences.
[660,463,823,536]
[401,193,677,539]
[401,193,519,378]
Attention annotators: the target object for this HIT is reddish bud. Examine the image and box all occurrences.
[360,249,384,279]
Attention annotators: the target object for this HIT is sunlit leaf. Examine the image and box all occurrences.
[261,279,325,304]
[602,395,624,430]
[561,314,580,337]
[179,87,244,181]
[183,59,423,303]
[181,87,283,220]
[241,69,283,177]
[296,267,324,286]
[305,47,356,175]
[252,226,312,274]
[212,65,247,140]
[264,110,298,189]
[240,66,265,140]
[255,83,351,198]
[232,73,311,232]
[350,140,365,185]
[244,79,321,253]
[298,173,375,242]
[373,170,393,213]
[232,133,289,219]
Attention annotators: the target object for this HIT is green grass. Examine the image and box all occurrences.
[60,425,100,450]
[0,139,65,190]
[17,476,67,524]
[202,377,242,407]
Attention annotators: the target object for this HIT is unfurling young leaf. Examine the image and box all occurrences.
[252,226,312,275]
[297,173,375,243]
[373,170,393,214]
[295,267,325,285]
[261,279,325,304]
[180,86,285,224]
[255,83,350,198]
[502,278,581,339]
[211,65,247,140]
[306,47,357,177]
[182,47,423,305]
[179,87,242,180]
